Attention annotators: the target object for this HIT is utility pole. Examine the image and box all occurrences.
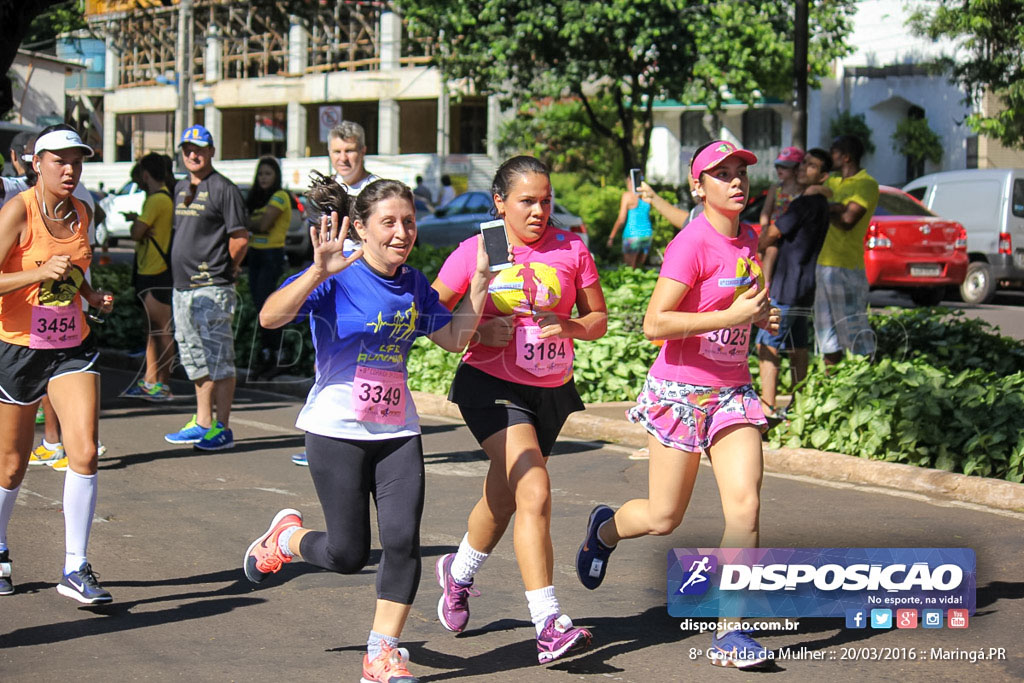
[175,0,194,167]
[793,0,809,149]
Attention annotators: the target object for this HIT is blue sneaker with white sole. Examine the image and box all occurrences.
[57,563,112,604]
[164,415,209,444]
[575,504,616,590]
[291,452,308,467]
[194,423,234,451]
[709,629,770,668]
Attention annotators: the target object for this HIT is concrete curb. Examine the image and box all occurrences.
[98,349,1024,514]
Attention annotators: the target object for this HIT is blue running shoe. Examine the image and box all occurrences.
[195,423,234,451]
[57,563,112,604]
[165,415,209,444]
[291,452,308,467]
[0,550,13,596]
[575,504,616,590]
[709,629,770,668]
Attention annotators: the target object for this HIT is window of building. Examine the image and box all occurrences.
[681,111,708,147]
[451,99,487,154]
[966,135,978,169]
[741,109,781,149]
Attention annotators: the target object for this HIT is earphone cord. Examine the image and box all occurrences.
[35,179,81,232]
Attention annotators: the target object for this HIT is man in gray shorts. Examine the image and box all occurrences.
[164,125,248,450]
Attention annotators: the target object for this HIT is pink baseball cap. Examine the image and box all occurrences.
[775,146,805,168]
[691,140,757,176]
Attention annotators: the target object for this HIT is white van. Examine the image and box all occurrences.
[903,169,1024,304]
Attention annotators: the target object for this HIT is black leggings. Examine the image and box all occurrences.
[300,432,425,604]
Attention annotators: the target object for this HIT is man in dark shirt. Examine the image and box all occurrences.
[164,124,248,451]
[755,147,832,416]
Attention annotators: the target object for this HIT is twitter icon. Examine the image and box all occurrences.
[870,609,893,629]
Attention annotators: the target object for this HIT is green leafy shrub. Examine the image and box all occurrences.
[770,355,1024,483]
[89,264,146,351]
[829,111,876,154]
[872,307,1024,377]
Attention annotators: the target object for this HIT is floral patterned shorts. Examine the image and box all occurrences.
[627,375,767,453]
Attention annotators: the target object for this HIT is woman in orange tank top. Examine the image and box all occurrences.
[0,125,115,603]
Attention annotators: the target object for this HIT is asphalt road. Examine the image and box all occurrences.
[2,367,1022,682]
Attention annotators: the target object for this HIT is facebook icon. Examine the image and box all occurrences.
[845,608,867,629]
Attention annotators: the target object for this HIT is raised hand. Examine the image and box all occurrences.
[311,211,362,277]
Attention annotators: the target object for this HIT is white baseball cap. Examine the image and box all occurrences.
[33,128,94,158]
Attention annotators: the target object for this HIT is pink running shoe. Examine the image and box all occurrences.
[536,614,591,663]
[243,508,302,583]
[435,553,480,632]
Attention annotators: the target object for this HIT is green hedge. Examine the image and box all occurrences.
[770,355,1024,482]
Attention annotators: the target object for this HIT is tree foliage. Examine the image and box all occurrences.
[829,110,876,154]
[398,0,856,172]
[498,96,624,182]
[892,116,944,166]
[909,0,1024,149]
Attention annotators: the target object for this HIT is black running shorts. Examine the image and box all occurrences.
[448,362,584,457]
[0,335,99,405]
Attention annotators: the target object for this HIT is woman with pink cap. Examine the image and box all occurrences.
[574,140,780,668]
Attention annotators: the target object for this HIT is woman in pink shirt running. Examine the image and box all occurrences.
[431,156,607,664]
[574,140,780,669]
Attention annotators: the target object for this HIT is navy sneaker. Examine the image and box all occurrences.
[57,563,113,604]
[165,415,209,444]
[0,550,13,596]
[194,423,234,451]
[575,504,616,590]
[710,629,770,668]
[291,452,308,467]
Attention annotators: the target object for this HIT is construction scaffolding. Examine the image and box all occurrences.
[86,1,434,88]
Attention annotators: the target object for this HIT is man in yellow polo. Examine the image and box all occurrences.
[813,135,879,364]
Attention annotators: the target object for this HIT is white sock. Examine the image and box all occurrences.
[450,533,488,585]
[0,484,20,550]
[526,585,560,635]
[367,630,400,661]
[277,525,299,558]
[43,438,62,451]
[63,469,98,574]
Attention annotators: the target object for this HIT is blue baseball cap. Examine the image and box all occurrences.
[179,124,213,148]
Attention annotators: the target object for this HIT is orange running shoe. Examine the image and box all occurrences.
[243,508,302,583]
[360,644,419,683]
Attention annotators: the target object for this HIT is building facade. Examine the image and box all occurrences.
[77,0,501,192]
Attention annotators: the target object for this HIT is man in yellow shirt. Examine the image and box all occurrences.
[813,135,879,364]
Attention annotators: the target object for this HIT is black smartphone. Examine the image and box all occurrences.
[629,168,644,190]
[480,219,512,272]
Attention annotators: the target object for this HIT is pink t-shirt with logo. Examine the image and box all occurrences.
[438,227,599,387]
[650,214,763,387]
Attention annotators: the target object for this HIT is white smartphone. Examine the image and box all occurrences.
[480,219,513,272]
[629,167,644,190]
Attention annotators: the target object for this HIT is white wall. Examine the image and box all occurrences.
[844,0,963,67]
[9,54,72,127]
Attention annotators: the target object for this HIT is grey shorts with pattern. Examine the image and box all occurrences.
[172,285,237,381]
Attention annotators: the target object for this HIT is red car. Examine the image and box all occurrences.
[865,186,967,306]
